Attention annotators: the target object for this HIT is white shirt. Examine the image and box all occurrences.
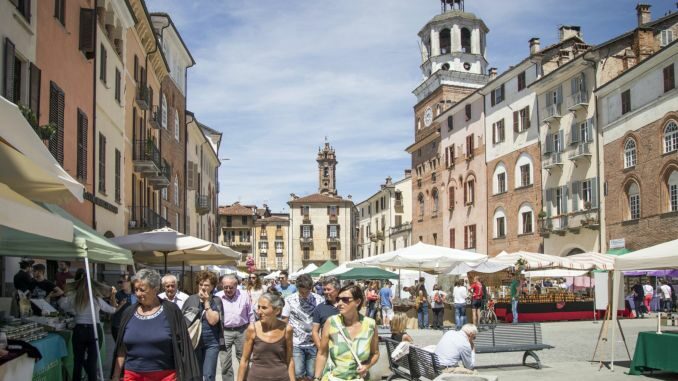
[59,295,116,324]
[435,330,475,369]
[158,291,189,310]
[453,286,468,304]
[661,284,672,299]
[643,284,654,296]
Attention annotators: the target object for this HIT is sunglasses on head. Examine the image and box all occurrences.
[337,296,353,304]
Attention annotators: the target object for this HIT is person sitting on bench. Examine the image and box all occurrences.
[434,324,477,372]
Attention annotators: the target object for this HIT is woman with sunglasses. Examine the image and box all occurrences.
[246,273,266,313]
[313,284,379,381]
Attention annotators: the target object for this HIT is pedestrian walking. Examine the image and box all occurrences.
[313,284,380,381]
[365,281,380,319]
[431,284,447,329]
[660,280,673,312]
[510,274,520,324]
[311,277,340,348]
[110,268,200,381]
[111,274,136,342]
[632,281,646,318]
[416,289,430,329]
[469,276,483,325]
[158,274,189,309]
[237,291,294,381]
[247,273,266,313]
[182,270,224,381]
[216,274,255,381]
[282,274,324,381]
[275,270,297,299]
[643,281,654,314]
[453,280,468,330]
[379,281,394,327]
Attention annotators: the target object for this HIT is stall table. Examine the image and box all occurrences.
[629,331,678,375]
[495,299,595,323]
[31,333,68,381]
[0,353,35,380]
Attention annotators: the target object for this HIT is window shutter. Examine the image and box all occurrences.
[193,162,199,189]
[544,133,553,154]
[492,123,496,144]
[3,38,16,101]
[187,161,194,190]
[79,111,88,180]
[336,206,339,216]
[570,119,579,144]
[571,77,578,95]
[580,73,587,93]
[556,85,563,104]
[79,8,96,59]
[586,118,594,142]
[524,106,531,128]
[490,90,496,107]
[545,188,553,217]
[327,206,330,215]
[561,185,568,214]
[571,181,580,212]
[148,86,154,110]
[513,110,519,132]
[464,227,468,249]
[558,130,564,152]
[29,62,41,117]
[591,177,599,208]
[445,145,449,166]
[464,182,468,204]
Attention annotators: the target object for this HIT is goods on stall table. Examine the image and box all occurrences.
[0,320,48,342]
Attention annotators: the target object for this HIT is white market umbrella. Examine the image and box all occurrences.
[264,270,281,280]
[523,269,590,278]
[0,96,84,203]
[566,252,615,271]
[490,250,578,270]
[290,263,318,280]
[446,259,512,275]
[348,242,486,273]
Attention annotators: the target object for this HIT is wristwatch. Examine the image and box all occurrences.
[313,378,321,381]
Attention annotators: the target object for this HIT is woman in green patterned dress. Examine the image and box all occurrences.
[313,284,379,381]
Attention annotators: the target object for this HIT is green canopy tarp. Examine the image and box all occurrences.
[0,203,133,265]
[335,267,398,280]
[308,261,338,277]
[607,248,633,255]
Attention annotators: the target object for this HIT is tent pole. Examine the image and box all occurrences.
[610,270,620,371]
[84,257,105,381]
[182,261,185,291]
[164,252,168,274]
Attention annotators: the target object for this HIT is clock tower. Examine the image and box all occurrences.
[317,140,337,196]
[406,0,491,246]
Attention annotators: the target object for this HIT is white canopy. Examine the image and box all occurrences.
[446,260,512,275]
[0,96,84,203]
[523,269,590,278]
[348,242,486,273]
[0,183,74,242]
[290,263,318,280]
[264,270,281,280]
[491,251,578,270]
[211,265,248,279]
[566,252,615,270]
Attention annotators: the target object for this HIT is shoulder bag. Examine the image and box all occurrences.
[328,320,365,381]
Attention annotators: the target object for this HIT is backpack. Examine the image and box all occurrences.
[433,291,442,304]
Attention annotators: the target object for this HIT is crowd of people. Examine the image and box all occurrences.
[631,279,675,319]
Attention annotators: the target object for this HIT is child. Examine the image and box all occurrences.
[390,312,413,343]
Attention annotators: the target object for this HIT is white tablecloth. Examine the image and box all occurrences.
[0,353,35,380]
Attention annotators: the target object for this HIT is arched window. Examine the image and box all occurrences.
[518,203,534,234]
[439,28,451,54]
[432,188,439,213]
[515,153,534,188]
[174,109,180,141]
[461,28,472,53]
[664,120,678,153]
[493,208,507,238]
[627,181,640,220]
[418,193,425,218]
[161,94,168,129]
[436,104,442,116]
[416,118,422,130]
[669,170,678,212]
[624,138,637,168]
[493,162,507,195]
[448,186,455,211]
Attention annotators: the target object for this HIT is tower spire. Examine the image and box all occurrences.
[317,140,337,195]
[441,0,464,13]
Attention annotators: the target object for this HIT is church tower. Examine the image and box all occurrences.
[317,140,337,195]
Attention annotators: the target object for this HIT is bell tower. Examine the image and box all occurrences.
[317,139,337,196]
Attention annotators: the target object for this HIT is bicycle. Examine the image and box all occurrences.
[479,299,498,325]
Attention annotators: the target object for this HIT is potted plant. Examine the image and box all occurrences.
[19,104,57,143]
[515,258,528,272]
[537,210,547,220]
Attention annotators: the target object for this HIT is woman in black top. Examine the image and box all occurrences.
[389,313,413,343]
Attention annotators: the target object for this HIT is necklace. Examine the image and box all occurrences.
[135,304,163,320]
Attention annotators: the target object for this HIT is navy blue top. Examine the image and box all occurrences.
[123,305,175,372]
[201,299,220,346]
[311,301,339,327]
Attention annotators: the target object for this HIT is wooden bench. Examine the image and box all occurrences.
[474,323,553,369]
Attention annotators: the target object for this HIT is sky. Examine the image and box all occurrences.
[146,0,675,212]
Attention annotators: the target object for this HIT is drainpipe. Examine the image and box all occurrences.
[534,79,543,253]
[582,51,602,252]
[92,0,98,231]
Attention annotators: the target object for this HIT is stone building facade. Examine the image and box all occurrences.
[253,214,290,272]
[218,203,256,264]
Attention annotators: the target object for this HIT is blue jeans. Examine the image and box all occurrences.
[454,303,466,330]
[196,342,220,381]
[293,346,317,378]
[511,299,519,323]
[366,301,377,318]
[418,302,429,328]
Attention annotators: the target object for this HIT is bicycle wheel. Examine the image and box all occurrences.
[487,310,498,325]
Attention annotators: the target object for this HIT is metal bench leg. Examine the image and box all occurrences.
[522,350,543,369]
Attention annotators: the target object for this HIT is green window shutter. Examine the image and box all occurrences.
[4,38,16,101]
[29,62,41,117]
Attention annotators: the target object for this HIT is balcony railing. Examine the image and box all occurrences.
[329,214,338,223]
[394,200,404,213]
[300,236,313,246]
[552,215,568,231]
[390,222,412,235]
[133,139,161,173]
[148,160,170,190]
[128,206,169,231]
[196,194,210,215]
[542,103,562,123]
[228,238,251,247]
[376,231,384,240]
[327,236,340,245]
[568,143,592,161]
[542,152,563,170]
[568,92,588,111]
[136,85,150,110]
[148,105,162,129]
[302,215,311,224]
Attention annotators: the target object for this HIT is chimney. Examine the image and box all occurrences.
[404,169,412,178]
[489,67,498,79]
[636,3,651,26]
[559,25,582,42]
[529,37,541,55]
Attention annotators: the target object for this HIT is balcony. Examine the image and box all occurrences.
[329,214,338,223]
[259,248,268,254]
[568,92,588,111]
[369,233,377,242]
[542,153,563,170]
[136,85,150,110]
[147,160,170,190]
[128,206,169,232]
[133,139,161,174]
[302,215,311,224]
[539,219,553,236]
[541,104,562,124]
[390,222,412,235]
[276,247,284,255]
[552,215,569,234]
[148,105,162,129]
[300,236,313,247]
[228,238,251,248]
[196,194,210,215]
[394,200,404,213]
[376,231,384,241]
[568,143,592,162]
[327,236,340,246]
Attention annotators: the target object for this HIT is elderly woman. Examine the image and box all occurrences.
[110,269,200,381]
[313,284,379,381]
[182,270,223,381]
[237,291,294,381]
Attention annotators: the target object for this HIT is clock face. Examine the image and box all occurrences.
[424,107,433,127]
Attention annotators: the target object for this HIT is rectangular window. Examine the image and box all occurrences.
[490,83,505,106]
[302,205,310,216]
[579,122,589,143]
[496,217,506,238]
[115,68,121,102]
[621,89,631,114]
[48,82,65,165]
[226,216,232,227]
[449,228,455,248]
[275,241,283,253]
[492,119,505,144]
[98,133,106,193]
[114,149,121,202]
[465,179,475,205]
[555,188,563,216]
[241,216,248,225]
[13,0,31,22]
[464,225,476,249]
[259,257,267,270]
[465,104,472,121]
[630,194,640,220]
[448,186,455,210]
[513,106,531,133]
[76,110,88,180]
[276,256,283,269]
[330,248,337,260]
[522,211,533,233]
[302,225,311,238]
[328,205,338,215]
[497,173,506,194]
[54,0,66,26]
[582,180,592,205]
[328,225,338,238]
[661,29,674,47]
[517,71,526,91]
[99,44,107,83]
[466,135,474,157]
[664,64,675,93]
[520,164,531,187]
[671,184,678,212]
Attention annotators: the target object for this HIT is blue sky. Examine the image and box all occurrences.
[147,0,675,212]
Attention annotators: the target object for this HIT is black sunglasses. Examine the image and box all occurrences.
[337,297,354,304]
